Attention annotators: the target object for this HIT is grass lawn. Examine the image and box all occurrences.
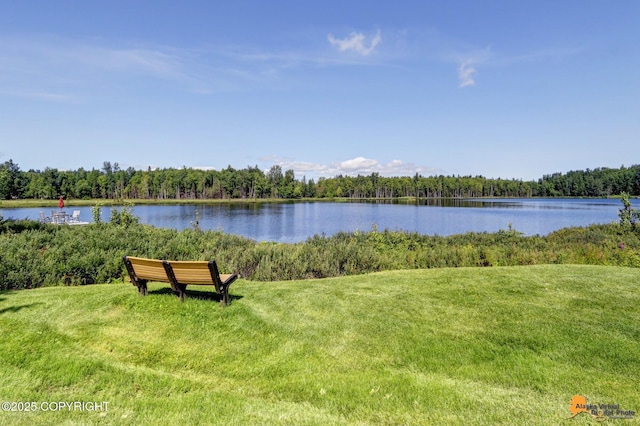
[1,265,639,425]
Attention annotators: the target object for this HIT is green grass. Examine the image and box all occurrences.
[1,265,639,425]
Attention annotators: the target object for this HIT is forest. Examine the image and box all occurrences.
[1,159,639,201]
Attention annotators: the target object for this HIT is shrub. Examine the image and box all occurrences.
[619,193,640,228]
[0,221,639,290]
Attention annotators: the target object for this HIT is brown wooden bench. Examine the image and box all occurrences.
[123,256,238,305]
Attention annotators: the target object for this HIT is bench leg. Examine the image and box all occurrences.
[123,257,149,297]
[219,279,236,306]
[137,281,148,296]
[177,284,187,302]
[220,285,229,306]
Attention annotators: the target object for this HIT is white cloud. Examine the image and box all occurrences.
[327,30,382,56]
[329,157,434,177]
[267,156,437,178]
[458,60,476,88]
[339,156,379,171]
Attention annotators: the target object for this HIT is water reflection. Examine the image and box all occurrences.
[0,198,631,243]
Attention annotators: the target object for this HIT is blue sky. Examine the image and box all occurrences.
[1,1,638,180]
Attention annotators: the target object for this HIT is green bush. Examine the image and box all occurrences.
[0,220,639,290]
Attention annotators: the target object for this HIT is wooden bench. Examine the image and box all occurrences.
[123,256,238,305]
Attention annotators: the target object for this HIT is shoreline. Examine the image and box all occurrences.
[1,195,632,209]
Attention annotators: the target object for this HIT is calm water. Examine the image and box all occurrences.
[2,198,633,243]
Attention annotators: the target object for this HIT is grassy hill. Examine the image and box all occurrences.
[1,265,639,425]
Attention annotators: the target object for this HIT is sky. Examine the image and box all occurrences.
[0,1,638,181]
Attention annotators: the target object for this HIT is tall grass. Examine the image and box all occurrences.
[1,220,639,290]
[0,265,638,424]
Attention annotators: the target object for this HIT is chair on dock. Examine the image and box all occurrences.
[68,210,81,224]
[39,211,51,223]
[51,210,67,224]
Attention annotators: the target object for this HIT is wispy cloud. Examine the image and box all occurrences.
[74,46,188,79]
[0,33,389,102]
[449,45,491,88]
[457,60,477,88]
[0,35,203,101]
[498,46,585,66]
[0,89,80,103]
[452,44,582,88]
[328,30,382,56]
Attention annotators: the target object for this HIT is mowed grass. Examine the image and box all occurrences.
[1,265,639,425]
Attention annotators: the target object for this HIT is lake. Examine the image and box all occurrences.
[1,198,633,243]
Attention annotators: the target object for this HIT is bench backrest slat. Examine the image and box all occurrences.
[126,257,168,282]
[125,256,219,285]
[170,261,217,285]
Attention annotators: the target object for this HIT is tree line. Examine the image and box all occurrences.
[1,159,639,201]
